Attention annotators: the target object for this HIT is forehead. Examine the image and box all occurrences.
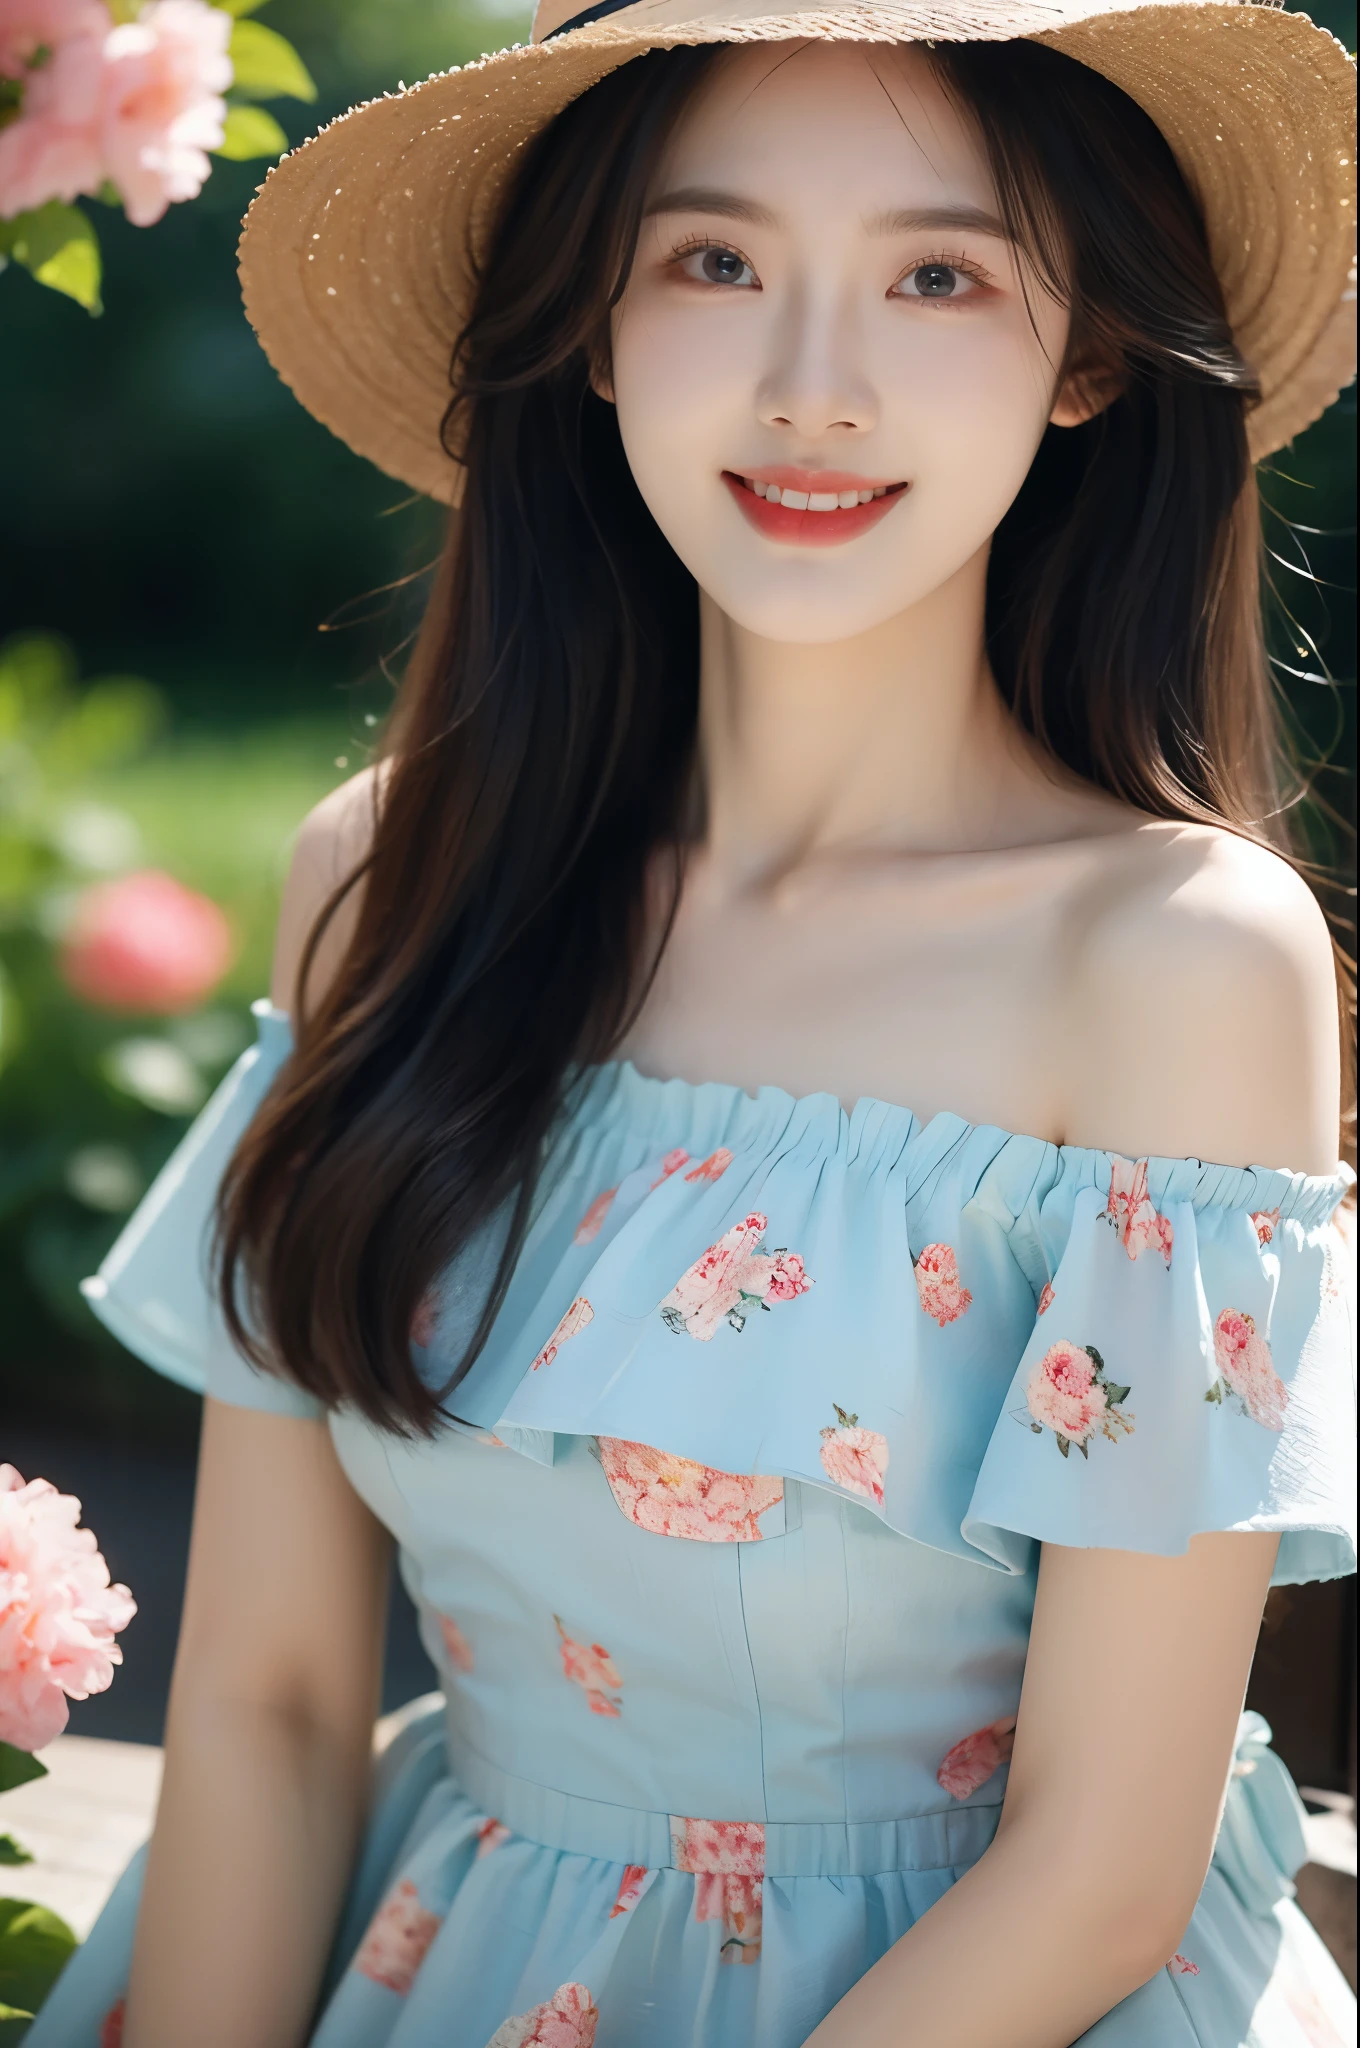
[653,42,997,216]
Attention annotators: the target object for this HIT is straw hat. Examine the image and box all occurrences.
[238,0,1356,500]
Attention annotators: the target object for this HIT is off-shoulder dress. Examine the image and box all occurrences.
[31,1002,1358,2048]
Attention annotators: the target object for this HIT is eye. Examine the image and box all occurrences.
[676,243,759,289]
[892,261,985,303]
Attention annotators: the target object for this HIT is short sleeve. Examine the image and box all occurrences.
[81,1000,323,1420]
[964,1159,1356,1587]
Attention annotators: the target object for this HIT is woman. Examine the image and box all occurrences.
[34,6,1356,2045]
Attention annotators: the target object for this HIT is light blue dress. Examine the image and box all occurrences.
[33,1002,1358,2048]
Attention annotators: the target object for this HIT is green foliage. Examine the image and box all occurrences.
[214,103,290,160]
[0,1900,77,2031]
[0,205,101,316]
[0,1844,33,1873]
[228,18,317,101]
[0,1753,45,1801]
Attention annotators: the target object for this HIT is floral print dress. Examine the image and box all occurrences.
[36,1003,1357,2048]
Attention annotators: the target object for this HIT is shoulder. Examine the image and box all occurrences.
[1062,823,1341,1173]
[270,762,391,1014]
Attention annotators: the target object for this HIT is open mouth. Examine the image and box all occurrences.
[723,469,909,546]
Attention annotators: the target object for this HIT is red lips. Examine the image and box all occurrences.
[722,470,908,547]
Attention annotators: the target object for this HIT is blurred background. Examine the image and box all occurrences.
[0,0,1354,1827]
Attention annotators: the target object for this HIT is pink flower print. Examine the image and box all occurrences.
[100,2001,125,2048]
[1250,1208,1281,1247]
[532,1295,593,1371]
[818,1405,889,1506]
[438,1615,474,1675]
[651,1146,691,1188]
[1169,1954,1200,1977]
[476,1816,511,1858]
[1207,1308,1289,1432]
[353,1878,442,1995]
[660,1212,813,1339]
[1025,1340,1133,1458]
[684,1148,733,1183]
[555,1615,622,1717]
[937,1715,1018,1799]
[410,1293,437,1348]
[913,1242,973,1327]
[1037,1281,1055,1316]
[610,1864,648,1916]
[485,1982,599,2048]
[598,1437,784,1543]
[1105,1156,1174,1267]
[573,1188,616,1246]
[670,1817,765,1963]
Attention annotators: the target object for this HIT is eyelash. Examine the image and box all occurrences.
[668,234,754,277]
[666,237,996,301]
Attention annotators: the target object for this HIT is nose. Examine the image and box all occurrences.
[755,284,878,440]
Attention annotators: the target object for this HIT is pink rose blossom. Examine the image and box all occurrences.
[353,1878,441,1995]
[486,1982,599,2048]
[0,0,104,78]
[914,1242,973,1327]
[818,1405,889,1506]
[937,1715,1017,1799]
[1212,1308,1289,1432]
[683,1148,733,1184]
[555,1615,622,1717]
[573,1187,616,1246]
[58,868,232,1014]
[650,1146,690,1188]
[1169,1953,1200,1977]
[610,1864,648,1916]
[0,10,104,213]
[1250,1209,1281,1247]
[438,1614,474,1674]
[660,1213,813,1340]
[1105,1156,1174,1266]
[0,1464,136,1751]
[531,1295,593,1371]
[598,1438,783,1543]
[671,1817,765,1963]
[1037,1281,1055,1316]
[475,1815,510,1857]
[1026,1340,1107,1445]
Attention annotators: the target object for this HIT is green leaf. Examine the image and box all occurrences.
[0,1749,45,1798]
[228,19,316,101]
[1205,1381,1223,1404]
[0,1842,32,1871]
[214,102,288,160]
[1056,1434,1070,1458]
[1104,1383,1132,1406]
[0,202,101,313]
[0,1899,77,2020]
[1084,1344,1105,1372]
[216,0,270,13]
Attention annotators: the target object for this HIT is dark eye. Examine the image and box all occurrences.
[678,245,758,288]
[912,264,958,297]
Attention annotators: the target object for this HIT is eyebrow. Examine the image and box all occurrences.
[869,205,1009,239]
[642,192,1010,242]
[643,187,779,227]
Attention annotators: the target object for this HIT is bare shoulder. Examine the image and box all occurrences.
[270,761,391,1014]
[1062,823,1341,1173]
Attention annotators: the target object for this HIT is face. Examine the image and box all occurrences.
[606,42,1084,645]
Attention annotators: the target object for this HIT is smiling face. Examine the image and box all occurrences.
[607,42,1079,645]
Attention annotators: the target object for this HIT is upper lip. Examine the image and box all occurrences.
[727,466,905,492]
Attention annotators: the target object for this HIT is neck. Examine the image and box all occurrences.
[696,544,1043,885]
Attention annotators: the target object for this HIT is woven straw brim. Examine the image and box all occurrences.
[238,1,1356,502]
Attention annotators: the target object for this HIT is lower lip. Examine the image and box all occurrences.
[722,473,908,547]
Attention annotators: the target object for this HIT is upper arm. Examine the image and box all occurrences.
[270,762,389,1017]
[1066,829,1341,1173]
[1003,1531,1279,1945]
[173,1398,389,1731]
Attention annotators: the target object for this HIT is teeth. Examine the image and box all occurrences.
[743,478,896,510]
[873,486,885,498]
[753,480,769,498]
[780,489,810,510]
[839,490,859,509]
[857,490,873,505]
[807,491,838,512]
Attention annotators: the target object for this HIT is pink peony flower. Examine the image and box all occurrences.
[59,868,232,1014]
[598,1438,783,1544]
[438,1614,474,1674]
[1105,1156,1174,1267]
[683,1148,733,1183]
[0,1464,136,1751]
[0,0,105,79]
[818,1404,889,1506]
[0,21,106,218]
[1212,1308,1289,1432]
[531,1295,593,1372]
[353,1877,441,1996]
[610,1864,648,1916]
[1026,1340,1105,1444]
[914,1241,973,1327]
[573,1187,616,1246]
[99,2000,125,2048]
[660,1213,813,1339]
[671,1818,765,1963]
[650,1146,690,1188]
[1169,1953,1200,1977]
[1250,1209,1281,1247]
[486,1982,599,2048]
[937,1715,1017,1799]
[555,1615,622,1717]
[475,1815,510,1858]
[1036,1281,1055,1316]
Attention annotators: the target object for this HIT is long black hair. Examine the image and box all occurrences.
[218,39,1325,1434]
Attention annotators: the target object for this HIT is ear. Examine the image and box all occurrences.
[1050,358,1124,429]
[588,347,616,406]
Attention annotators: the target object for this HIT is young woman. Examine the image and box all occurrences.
[33,7,1356,2047]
